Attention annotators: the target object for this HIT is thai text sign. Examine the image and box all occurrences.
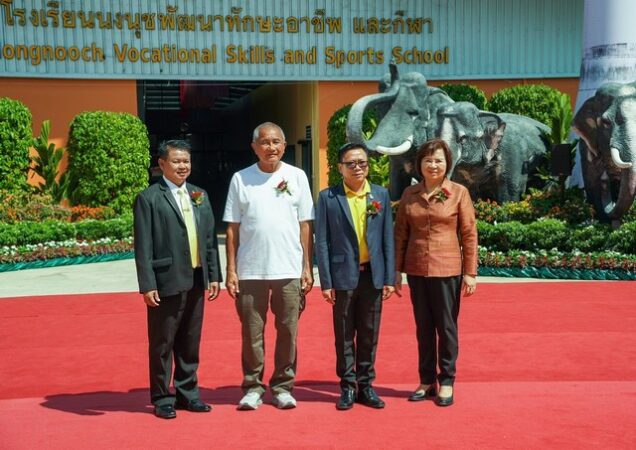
[0,0,581,80]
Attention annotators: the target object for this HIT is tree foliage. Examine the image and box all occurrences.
[0,97,32,193]
[67,112,150,213]
[488,84,570,130]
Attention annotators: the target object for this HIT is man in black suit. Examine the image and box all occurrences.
[134,139,221,419]
[315,143,395,410]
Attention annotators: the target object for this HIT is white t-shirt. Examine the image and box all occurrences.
[223,162,314,280]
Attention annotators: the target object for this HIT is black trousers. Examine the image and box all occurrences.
[147,268,204,406]
[333,271,383,391]
[407,274,462,386]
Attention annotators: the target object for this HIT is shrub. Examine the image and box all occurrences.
[368,154,390,187]
[567,225,612,252]
[0,97,32,193]
[326,104,379,186]
[623,202,636,224]
[69,205,116,222]
[439,83,488,110]
[75,215,132,240]
[0,190,71,224]
[0,220,75,246]
[500,199,535,223]
[477,220,526,252]
[474,199,503,223]
[607,221,636,254]
[488,84,569,129]
[0,216,133,246]
[476,189,595,226]
[67,111,150,213]
[526,188,595,224]
[525,219,569,251]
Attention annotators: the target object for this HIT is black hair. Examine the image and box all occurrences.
[158,139,191,159]
[338,142,368,162]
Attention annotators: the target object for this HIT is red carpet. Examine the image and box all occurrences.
[1,282,635,449]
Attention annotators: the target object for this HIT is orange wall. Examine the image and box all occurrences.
[316,77,579,190]
[0,78,137,184]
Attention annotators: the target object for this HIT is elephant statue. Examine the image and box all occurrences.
[437,102,550,203]
[572,81,636,222]
[347,64,550,203]
[347,64,454,200]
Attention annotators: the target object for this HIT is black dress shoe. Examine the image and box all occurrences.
[175,399,212,412]
[408,386,437,402]
[336,389,355,410]
[435,387,454,407]
[357,387,385,409]
[154,404,177,419]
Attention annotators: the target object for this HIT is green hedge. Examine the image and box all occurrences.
[67,111,150,213]
[439,83,488,110]
[488,84,568,130]
[0,215,133,246]
[0,97,32,193]
[606,221,636,254]
[478,219,635,254]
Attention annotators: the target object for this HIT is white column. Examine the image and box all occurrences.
[571,0,636,186]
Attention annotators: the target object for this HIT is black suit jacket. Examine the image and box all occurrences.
[134,179,221,297]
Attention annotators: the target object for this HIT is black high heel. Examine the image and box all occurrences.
[435,386,454,407]
[408,385,437,402]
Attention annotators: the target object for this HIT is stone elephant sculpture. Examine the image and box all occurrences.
[572,82,636,222]
[346,64,454,200]
[437,102,550,203]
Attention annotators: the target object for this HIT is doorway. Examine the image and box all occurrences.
[137,80,315,225]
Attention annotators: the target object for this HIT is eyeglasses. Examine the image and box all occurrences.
[341,160,369,169]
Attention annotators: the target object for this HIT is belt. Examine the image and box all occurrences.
[359,262,371,272]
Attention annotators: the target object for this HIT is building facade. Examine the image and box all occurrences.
[1,0,583,216]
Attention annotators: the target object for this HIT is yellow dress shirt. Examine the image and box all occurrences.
[344,180,370,264]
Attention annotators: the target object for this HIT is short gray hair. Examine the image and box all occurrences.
[252,122,286,142]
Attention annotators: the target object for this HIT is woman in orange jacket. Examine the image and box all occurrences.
[394,138,478,407]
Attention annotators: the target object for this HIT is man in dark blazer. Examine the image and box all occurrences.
[134,139,221,419]
[315,143,395,410]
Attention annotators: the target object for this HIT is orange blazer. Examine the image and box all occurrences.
[394,178,478,277]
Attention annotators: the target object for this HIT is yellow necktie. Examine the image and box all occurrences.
[177,189,200,268]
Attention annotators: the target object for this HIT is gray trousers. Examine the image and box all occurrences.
[235,278,301,395]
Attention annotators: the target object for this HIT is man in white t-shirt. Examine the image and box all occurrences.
[223,122,314,410]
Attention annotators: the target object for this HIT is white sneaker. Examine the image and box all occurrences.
[272,392,297,409]
[237,392,263,410]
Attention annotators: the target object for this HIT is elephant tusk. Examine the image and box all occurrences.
[610,147,633,169]
[375,136,414,155]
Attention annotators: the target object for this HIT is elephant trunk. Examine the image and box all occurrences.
[608,167,636,220]
[346,68,401,150]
